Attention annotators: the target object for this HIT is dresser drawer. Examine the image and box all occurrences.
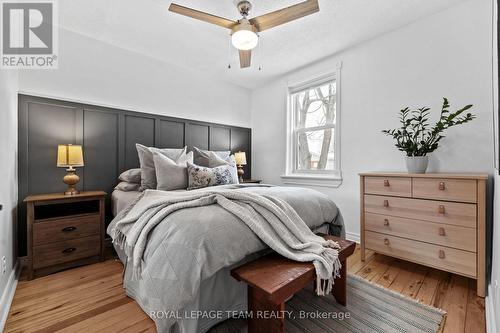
[33,236,100,269]
[33,214,100,246]
[364,213,476,252]
[364,176,411,197]
[365,231,476,277]
[364,195,476,228]
[412,178,477,203]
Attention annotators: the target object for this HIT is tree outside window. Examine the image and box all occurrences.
[291,79,337,172]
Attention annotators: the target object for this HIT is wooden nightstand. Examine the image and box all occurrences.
[242,179,262,184]
[24,191,106,280]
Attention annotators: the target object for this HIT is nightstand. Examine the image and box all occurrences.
[242,179,262,184]
[24,191,106,280]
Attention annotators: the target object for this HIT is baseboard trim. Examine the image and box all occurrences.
[486,284,497,333]
[0,259,20,332]
[346,231,360,243]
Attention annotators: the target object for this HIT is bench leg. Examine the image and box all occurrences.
[332,259,347,306]
[248,286,285,333]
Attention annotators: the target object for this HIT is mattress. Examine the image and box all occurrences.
[111,188,189,217]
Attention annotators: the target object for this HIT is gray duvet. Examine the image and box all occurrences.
[107,184,344,333]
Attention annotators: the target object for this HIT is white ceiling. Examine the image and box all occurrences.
[59,0,467,89]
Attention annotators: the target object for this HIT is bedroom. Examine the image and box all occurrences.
[0,0,498,332]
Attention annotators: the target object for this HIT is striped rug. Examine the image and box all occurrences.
[211,274,446,333]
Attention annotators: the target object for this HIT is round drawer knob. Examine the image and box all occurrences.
[438,227,446,236]
[383,200,389,207]
[439,182,446,191]
[384,179,390,187]
[438,205,446,214]
[384,238,390,246]
[383,219,390,226]
[439,250,446,259]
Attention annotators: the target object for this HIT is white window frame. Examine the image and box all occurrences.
[281,62,342,188]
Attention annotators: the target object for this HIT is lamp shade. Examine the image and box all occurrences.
[234,151,247,166]
[57,144,84,167]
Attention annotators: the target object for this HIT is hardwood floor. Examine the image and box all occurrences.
[4,246,485,333]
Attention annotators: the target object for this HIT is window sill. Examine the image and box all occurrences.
[280,173,343,188]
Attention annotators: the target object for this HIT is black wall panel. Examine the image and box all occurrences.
[185,123,209,150]
[159,120,185,149]
[18,94,251,256]
[210,127,231,151]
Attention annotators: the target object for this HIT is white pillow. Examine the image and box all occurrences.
[207,151,237,168]
[136,144,186,190]
[153,151,194,191]
[193,147,231,167]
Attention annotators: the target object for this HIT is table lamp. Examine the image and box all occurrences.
[57,144,84,195]
[234,151,247,183]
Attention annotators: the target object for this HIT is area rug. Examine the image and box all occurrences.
[210,274,446,333]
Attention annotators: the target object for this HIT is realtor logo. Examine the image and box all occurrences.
[1,0,58,68]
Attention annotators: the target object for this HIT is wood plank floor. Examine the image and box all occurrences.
[4,246,485,333]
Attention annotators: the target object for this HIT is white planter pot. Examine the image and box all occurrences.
[405,156,429,173]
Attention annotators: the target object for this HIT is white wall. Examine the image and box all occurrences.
[0,69,19,329]
[19,28,252,128]
[251,0,494,241]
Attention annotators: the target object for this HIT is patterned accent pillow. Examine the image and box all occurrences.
[187,162,239,190]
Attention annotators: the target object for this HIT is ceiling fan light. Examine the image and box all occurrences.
[231,29,258,50]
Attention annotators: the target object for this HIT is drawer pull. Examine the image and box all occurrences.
[61,226,77,233]
[439,250,445,259]
[62,247,76,254]
[384,238,390,246]
[383,219,390,226]
[439,182,446,191]
[383,200,389,207]
[384,179,390,187]
[438,205,446,214]
[438,227,446,236]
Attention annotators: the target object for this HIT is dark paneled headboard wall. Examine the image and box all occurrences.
[18,94,252,255]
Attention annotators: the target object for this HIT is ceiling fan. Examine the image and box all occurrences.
[169,0,319,68]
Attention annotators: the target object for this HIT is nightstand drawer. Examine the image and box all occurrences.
[412,178,477,203]
[364,176,411,197]
[33,214,100,246]
[364,213,476,252]
[365,231,476,277]
[364,194,477,228]
[33,236,100,269]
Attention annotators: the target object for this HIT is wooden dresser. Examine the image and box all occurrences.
[359,173,487,296]
[24,191,106,280]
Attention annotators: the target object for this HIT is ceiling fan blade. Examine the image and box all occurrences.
[239,50,251,68]
[249,0,319,32]
[169,3,237,29]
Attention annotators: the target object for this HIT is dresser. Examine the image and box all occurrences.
[359,173,487,296]
[24,191,106,280]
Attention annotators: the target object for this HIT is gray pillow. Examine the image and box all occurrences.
[114,181,141,192]
[118,168,141,184]
[154,151,193,191]
[207,151,236,168]
[187,161,239,190]
[193,147,231,167]
[136,144,186,190]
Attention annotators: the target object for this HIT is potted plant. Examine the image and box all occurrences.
[382,98,476,173]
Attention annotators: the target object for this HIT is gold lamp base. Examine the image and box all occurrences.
[237,164,244,183]
[63,167,80,195]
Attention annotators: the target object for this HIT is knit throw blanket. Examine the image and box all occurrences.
[110,189,341,295]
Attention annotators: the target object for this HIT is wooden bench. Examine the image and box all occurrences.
[231,235,356,333]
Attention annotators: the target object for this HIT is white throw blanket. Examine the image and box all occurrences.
[111,189,341,295]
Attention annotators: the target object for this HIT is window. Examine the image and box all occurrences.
[282,64,342,187]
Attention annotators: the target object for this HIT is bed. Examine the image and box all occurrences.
[109,184,344,333]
